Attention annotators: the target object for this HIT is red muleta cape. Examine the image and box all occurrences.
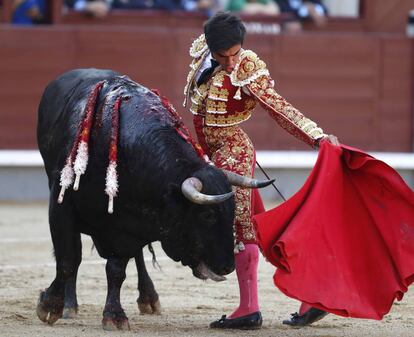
[254,141,414,319]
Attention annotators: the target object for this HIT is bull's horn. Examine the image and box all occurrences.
[222,169,275,188]
[196,262,226,282]
[181,177,234,205]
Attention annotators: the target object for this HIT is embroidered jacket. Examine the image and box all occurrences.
[183,34,326,148]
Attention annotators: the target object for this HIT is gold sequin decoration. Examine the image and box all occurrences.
[247,75,325,147]
[231,50,268,85]
[190,83,209,115]
[189,34,208,58]
[243,60,256,72]
[212,71,226,87]
[205,110,252,126]
[208,85,229,102]
[206,100,227,114]
[202,125,256,242]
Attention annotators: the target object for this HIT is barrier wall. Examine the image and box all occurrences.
[1,21,413,151]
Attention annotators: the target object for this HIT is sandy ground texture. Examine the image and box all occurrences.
[1,202,413,337]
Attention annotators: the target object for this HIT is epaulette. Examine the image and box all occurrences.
[230,50,270,87]
[189,34,208,59]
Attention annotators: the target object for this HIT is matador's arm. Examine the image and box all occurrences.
[231,50,327,148]
[247,74,326,148]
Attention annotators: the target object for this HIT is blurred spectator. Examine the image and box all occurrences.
[226,0,279,16]
[12,0,45,24]
[65,0,112,18]
[108,0,201,11]
[150,0,182,10]
[112,0,155,9]
[407,9,414,37]
[323,0,359,17]
[65,0,220,15]
[182,0,220,15]
[276,0,328,32]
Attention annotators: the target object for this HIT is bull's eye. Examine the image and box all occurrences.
[199,210,217,226]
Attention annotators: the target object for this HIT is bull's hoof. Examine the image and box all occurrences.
[102,308,130,331]
[102,317,130,331]
[62,306,78,319]
[138,299,161,315]
[117,318,131,331]
[102,318,118,331]
[36,290,64,325]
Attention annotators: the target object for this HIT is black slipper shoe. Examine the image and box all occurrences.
[209,311,262,330]
[282,308,328,327]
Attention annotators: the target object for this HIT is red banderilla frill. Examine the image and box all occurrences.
[151,88,211,164]
[58,81,105,203]
[105,96,121,214]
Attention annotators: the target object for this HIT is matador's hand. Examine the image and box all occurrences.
[318,134,339,147]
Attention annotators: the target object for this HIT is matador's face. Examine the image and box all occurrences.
[212,44,242,74]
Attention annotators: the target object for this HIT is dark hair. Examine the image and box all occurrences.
[204,12,246,53]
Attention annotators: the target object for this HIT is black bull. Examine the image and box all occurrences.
[37,69,271,329]
[36,68,240,328]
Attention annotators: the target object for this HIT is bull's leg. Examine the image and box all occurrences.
[62,270,79,319]
[102,257,130,331]
[37,191,82,325]
[135,248,161,315]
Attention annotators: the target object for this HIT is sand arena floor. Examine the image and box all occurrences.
[0,202,413,337]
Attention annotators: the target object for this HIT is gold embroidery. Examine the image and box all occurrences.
[206,100,227,114]
[208,86,229,102]
[183,42,209,107]
[230,50,269,87]
[184,57,204,95]
[202,126,256,243]
[212,71,226,87]
[244,98,256,110]
[198,83,208,94]
[205,110,252,126]
[189,83,209,115]
[189,34,208,58]
[243,60,255,72]
[190,96,199,105]
[190,102,199,115]
[247,75,325,146]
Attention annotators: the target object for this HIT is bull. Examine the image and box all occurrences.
[36,69,270,330]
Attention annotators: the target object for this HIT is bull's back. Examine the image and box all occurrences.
[37,69,119,175]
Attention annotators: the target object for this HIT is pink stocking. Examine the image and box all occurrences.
[299,302,312,315]
[228,243,260,319]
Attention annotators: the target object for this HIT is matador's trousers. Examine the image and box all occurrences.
[193,115,265,245]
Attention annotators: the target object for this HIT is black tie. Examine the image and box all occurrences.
[197,59,219,86]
